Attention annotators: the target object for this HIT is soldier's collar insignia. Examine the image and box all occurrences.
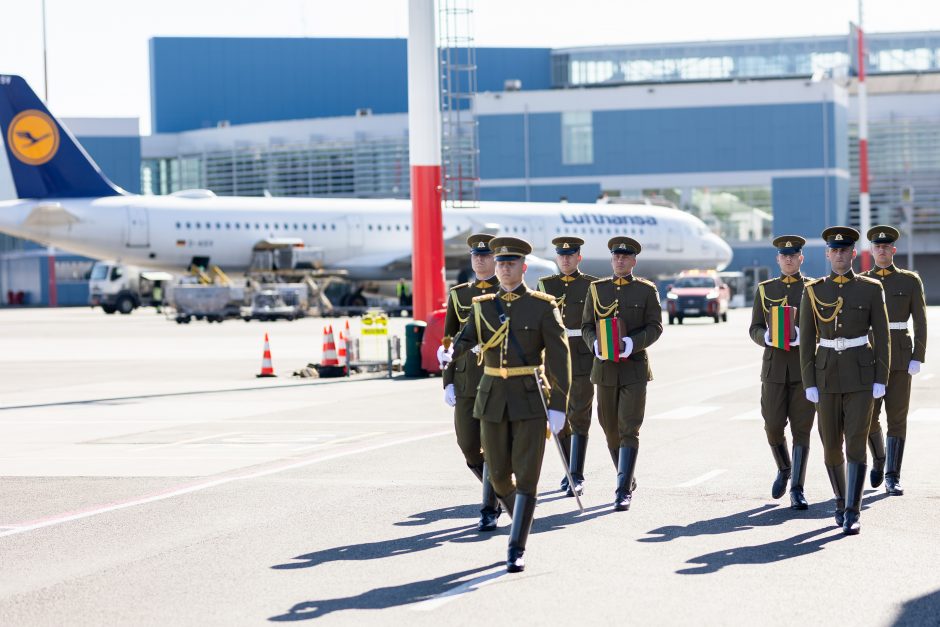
[613,276,631,286]
[475,279,494,288]
[561,275,576,283]
[875,268,892,277]
[782,275,798,284]
[833,274,850,284]
[499,292,520,302]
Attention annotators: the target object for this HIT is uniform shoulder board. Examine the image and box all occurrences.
[530,290,557,303]
[804,278,823,286]
[898,268,920,279]
[591,277,612,286]
[635,277,658,289]
[538,273,560,282]
[801,275,815,282]
[758,277,776,286]
[581,273,600,282]
[472,293,497,303]
[449,281,472,293]
[857,275,880,286]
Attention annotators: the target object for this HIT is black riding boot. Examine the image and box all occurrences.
[868,431,886,488]
[614,447,639,511]
[885,436,906,496]
[567,434,588,497]
[506,493,537,573]
[789,445,809,510]
[843,462,867,535]
[478,463,501,532]
[826,464,847,528]
[770,443,792,500]
[558,433,571,492]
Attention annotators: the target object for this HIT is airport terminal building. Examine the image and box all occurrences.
[3,31,940,303]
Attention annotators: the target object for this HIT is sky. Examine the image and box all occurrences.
[1,0,939,134]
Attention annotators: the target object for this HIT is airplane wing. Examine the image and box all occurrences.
[22,203,81,227]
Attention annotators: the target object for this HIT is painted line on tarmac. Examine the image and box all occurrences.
[290,431,382,452]
[675,469,727,488]
[137,431,242,452]
[729,410,762,421]
[409,567,509,611]
[0,429,450,540]
[649,405,720,420]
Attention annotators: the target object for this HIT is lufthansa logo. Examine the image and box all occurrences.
[7,110,59,165]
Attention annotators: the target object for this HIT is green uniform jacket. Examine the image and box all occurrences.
[861,264,928,369]
[447,284,571,421]
[441,277,498,397]
[748,273,812,384]
[581,275,663,386]
[538,270,599,378]
[799,270,891,393]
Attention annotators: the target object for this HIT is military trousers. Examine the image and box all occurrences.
[480,412,547,498]
[761,380,815,447]
[561,374,594,437]
[596,380,647,451]
[817,390,874,466]
[868,369,912,439]
[454,395,484,468]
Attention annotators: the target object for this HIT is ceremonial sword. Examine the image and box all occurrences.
[533,371,584,513]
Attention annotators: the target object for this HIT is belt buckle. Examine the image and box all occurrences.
[835,337,846,351]
[499,367,509,379]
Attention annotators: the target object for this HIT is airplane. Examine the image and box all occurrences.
[0,74,732,284]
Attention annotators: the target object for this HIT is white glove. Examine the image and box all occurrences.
[444,384,456,407]
[547,409,566,434]
[873,383,886,399]
[805,387,819,403]
[470,344,481,355]
[764,328,772,346]
[437,345,454,369]
[593,339,602,358]
[789,326,800,347]
[619,336,634,359]
[909,360,922,376]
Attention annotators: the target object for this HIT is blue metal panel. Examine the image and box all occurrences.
[771,175,847,236]
[480,183,599,203]
[480,186,528,202]
[478,115,527,179]
[79,136,142,194]
[727,242,830,279]
[479,102,843,178]
[150,39,553,132]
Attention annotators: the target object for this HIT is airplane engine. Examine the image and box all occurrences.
[523,255,558,289]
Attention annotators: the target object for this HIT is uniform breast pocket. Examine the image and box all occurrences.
[623,302,645,326]
[890,290,910,313]
[845,303,870,327]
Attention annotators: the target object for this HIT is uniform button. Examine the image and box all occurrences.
[615,287,620,291]
[506,303,511,307]
[838,323,842,327]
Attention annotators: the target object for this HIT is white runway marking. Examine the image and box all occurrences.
[675,469,727,488]
[649,405,719,420]
[290,432,381,452]
[729,410,762,421]
[137,432,241,452]
[0,429,450,539]
[409,567,508,611]
[909,408,940,422]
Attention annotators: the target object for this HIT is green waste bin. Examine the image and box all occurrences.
[404,321,428,378]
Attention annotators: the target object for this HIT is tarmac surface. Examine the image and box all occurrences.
[0,306,938,626]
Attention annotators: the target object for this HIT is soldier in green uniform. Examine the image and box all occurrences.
[445,236,571,573]
[861,225,928,496]
[799,226,890,535]
[748,235,816,509]
[537,236,599,497]
[582,237,663,512]
[440,234,500,531]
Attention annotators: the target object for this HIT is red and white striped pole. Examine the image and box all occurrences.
[407,0,446,322]
[857,4,872,270]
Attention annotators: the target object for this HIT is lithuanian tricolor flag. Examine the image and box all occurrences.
[598,317,622,362]
[770,305,796,351]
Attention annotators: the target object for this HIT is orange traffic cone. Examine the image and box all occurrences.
[321,326,340,366]
[337,330,347,365]
[256,333,276,378]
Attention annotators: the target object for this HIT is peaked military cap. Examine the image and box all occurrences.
[552,236,584,256]
[467,233,495,255]
[821,226,859,249]
[867,225,900,244]
[608,236,641,255]
[772,235,806,255]
[490,236,532,260]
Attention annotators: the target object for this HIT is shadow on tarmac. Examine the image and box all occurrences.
[891,589,940,626]
[268,562,504,621]
[395,504,480,527]
[640,492,889,543]
[271,502,612,572]
[676,527,845,575]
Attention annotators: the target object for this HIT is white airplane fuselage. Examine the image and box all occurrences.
[0,194,732,280]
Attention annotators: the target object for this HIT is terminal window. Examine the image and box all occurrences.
[562,112,594,166]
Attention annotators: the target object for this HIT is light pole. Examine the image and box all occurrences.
[42,0,49,102]
[857,0,872,270]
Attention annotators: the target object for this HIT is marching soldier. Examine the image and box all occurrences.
[537,236,599,497]
[582,237,663,512]
[799,226,890,535]
[747,236,816,509]
[440,234,500,531]
[861,225,927,495]
[445,236,571,573]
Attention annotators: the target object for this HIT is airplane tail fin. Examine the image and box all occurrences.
[0,74,124,199]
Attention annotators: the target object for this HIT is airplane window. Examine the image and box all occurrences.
[405,225,410,231]
[216,223,221,229]
[235,223,240,230]
[377,225,382,231]
[283,223,289,230]
[185,222,191,229]
[396,225,401,231]
[303,224,308,230]
[225,223,230,229]
[293,223,299,230]
[175,222,181,229]
[196,222,202,229]
[206,223,212,230]
[522,227,527,233]
[254,223,259,229]
[312,224,317,230]
[274,224,279,230]
[368,225,373,231]
[264,223,269,229]
[321,224,327,230]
